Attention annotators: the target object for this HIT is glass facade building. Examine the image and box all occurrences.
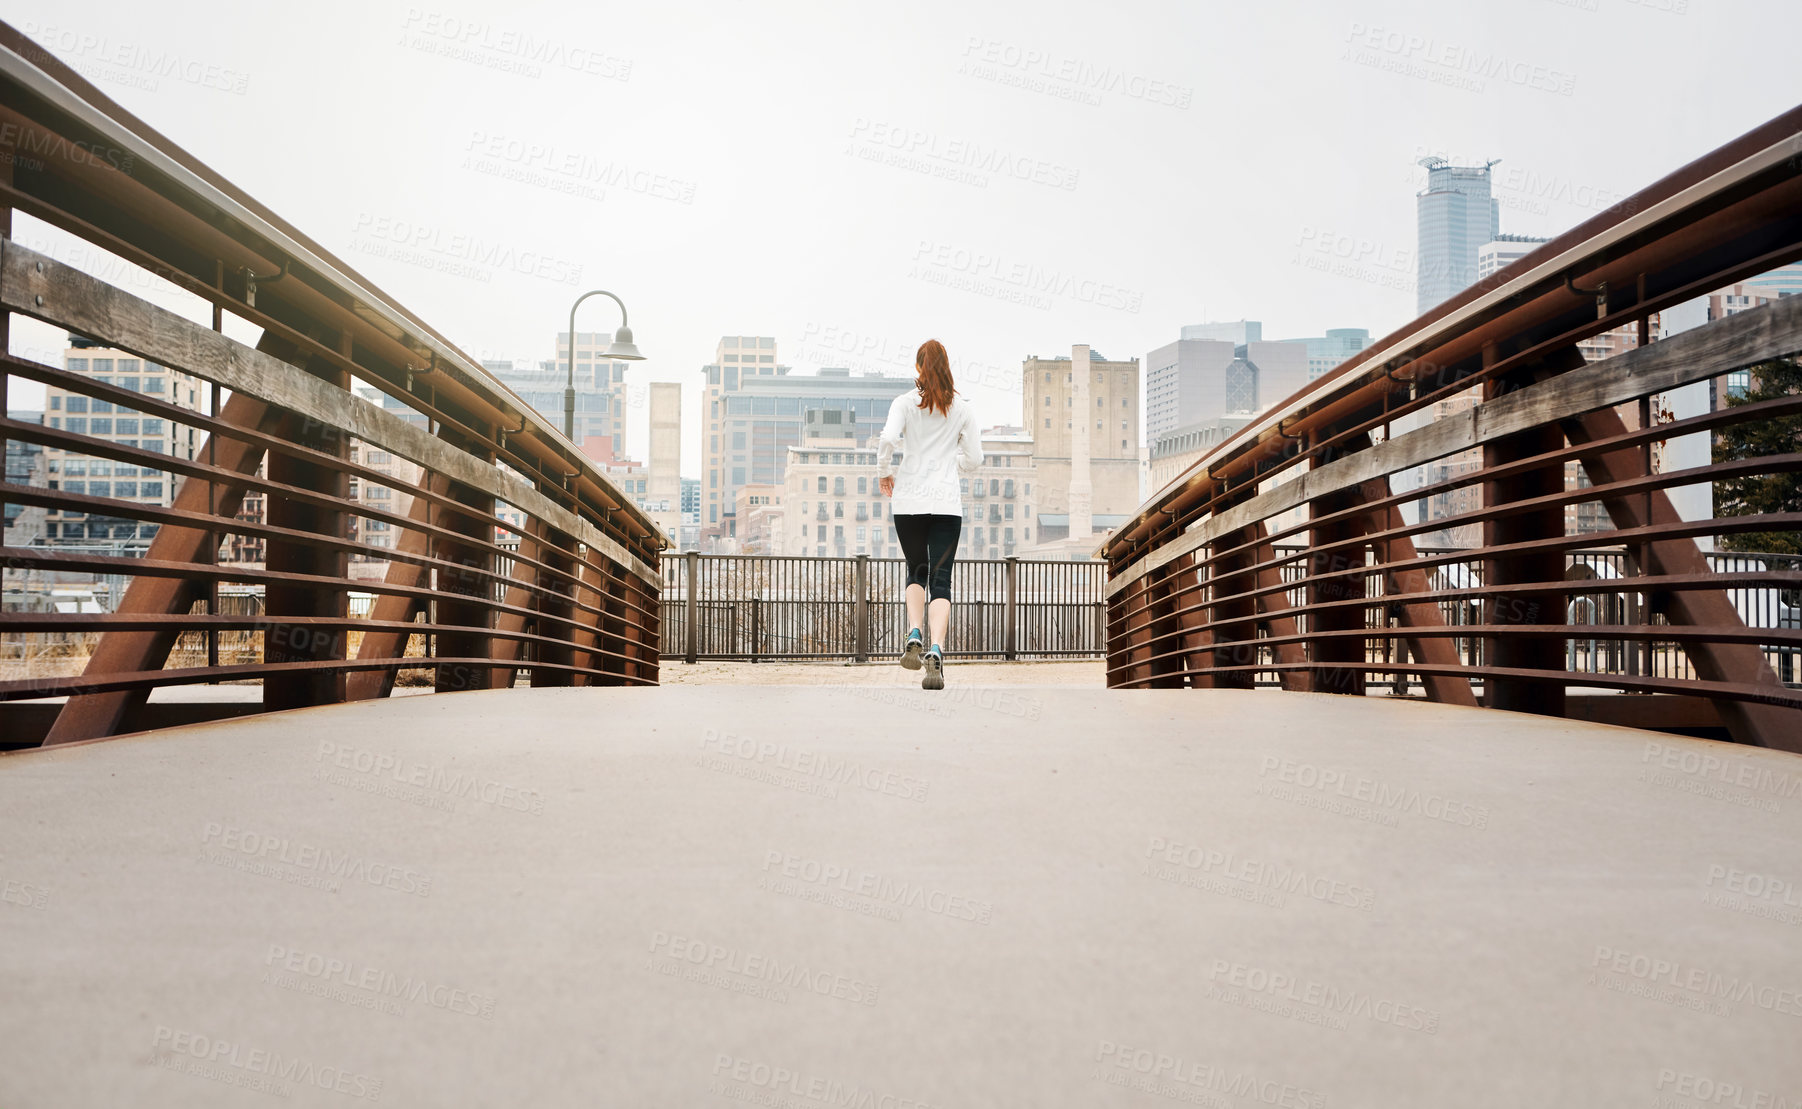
[1417,159,1500,315]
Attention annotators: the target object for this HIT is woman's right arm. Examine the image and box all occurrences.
[875,395,906,482]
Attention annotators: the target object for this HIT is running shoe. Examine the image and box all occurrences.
[922,644,944,690]
[899,627,925,670]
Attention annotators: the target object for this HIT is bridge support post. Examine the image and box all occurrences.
[262,339,351,712]
[1481,348,1573,716]
[430,428,495,692]
[855,553,870,662]
[1003,556,1018,661]
[685,550,699,664]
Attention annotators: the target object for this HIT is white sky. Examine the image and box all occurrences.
[6,0,1799,478]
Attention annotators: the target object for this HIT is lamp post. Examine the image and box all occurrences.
[564,289,645,442]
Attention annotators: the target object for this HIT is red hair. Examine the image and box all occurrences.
[914,339,956,416]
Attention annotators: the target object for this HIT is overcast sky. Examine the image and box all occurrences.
[6,0,1799,476]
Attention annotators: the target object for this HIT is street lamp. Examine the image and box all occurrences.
[564,289,645,441]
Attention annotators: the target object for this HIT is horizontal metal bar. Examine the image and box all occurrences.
[1,237,659,589]
[1108,292,1802,598]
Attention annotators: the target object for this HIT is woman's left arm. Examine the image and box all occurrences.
[956,404,984,473]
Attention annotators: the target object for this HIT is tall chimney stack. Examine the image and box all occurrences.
[1069,344,1093,543]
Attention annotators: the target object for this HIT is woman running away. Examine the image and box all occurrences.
[876,339,984,690]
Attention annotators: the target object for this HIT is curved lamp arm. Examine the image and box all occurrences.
[565,289,631,440]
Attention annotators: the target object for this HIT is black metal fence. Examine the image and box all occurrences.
[661,553,1106,661]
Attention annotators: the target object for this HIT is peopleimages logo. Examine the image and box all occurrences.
[200,821,433,897]
[315,740,545,814]
[264,944,497,1019]
[847,117,1080,191]
[649,930,880,1005]
[1094,1041,1327,1109]
[761,851,993,925]
[1257,756,1489,829]
[699,727,930,801]
[150,1026,381,1101]
[911,240,1143,313]
[351,211,583,286]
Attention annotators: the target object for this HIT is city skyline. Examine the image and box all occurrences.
[6,1,1795,484]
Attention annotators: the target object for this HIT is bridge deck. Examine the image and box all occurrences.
[2,686,1798,1105]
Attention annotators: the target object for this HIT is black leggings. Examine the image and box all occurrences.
[893,513,961,602]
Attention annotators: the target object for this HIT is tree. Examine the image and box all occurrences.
[1713,357,1802,555]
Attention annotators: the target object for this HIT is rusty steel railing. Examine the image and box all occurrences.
[663,552,1106,662]
[1100,105,1802,752]
[0,22,662,746]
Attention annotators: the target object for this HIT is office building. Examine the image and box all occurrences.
[1181,321,1261,344]
[1277,328,1374,382]
[780,425,1037,559]
[1478,235,1550,281]
[734,484,783,554]
[680,477,700,550]
[347,440,423,582]
[1417,157,1500,315]
[699,336,913,548]
[484,338,636,458]
[1143,329,1309,440]
[41,342,203,547]
[4,411,47,552]
[1148,416,1254,494]
[1748,261,1802,298]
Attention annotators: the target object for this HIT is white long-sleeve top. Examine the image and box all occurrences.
[875,390,983,517]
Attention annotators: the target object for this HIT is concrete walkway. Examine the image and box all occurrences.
[2,685,1799,1106]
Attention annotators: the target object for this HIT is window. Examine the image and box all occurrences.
[834,502,843,517]
[1097,397,1104,407]
[834,525,844,540]
[731,467,745,485]
[63,481,85,495]
[724,354,739,362]
[114,481,138,498]
[817,476,827,493]
[88,482,111,498]
[759,355,773,363]
[834,477,845,496]
[817,525,826,540]
[66,396,89,413]
[115,419,139,435]
[66,418,87,434]
[142,377,165,394]
[857,477,867,494]
[140,482,164,498]
[989,479,999,496]
[1122,439,1128,449]
[1044,396,1051,407]
[1024,483,1031,495]
[732,431,746,449]
[1044,418,1050,428]
[1121,398,1129,407]
[1005,503,1014,519]
[49,396,60,410]
[857,526,866,540]
[1003,479,1014,498]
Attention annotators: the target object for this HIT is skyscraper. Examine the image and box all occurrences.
[1417,158,1500,315]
